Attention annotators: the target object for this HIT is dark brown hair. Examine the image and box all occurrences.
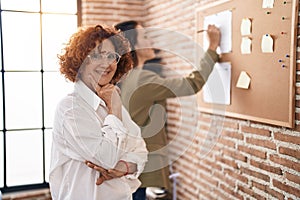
[114,20,139,68]
[58,25,132,84]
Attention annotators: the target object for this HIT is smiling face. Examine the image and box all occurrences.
[79,39,118,91]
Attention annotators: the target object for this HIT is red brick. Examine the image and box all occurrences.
[273,179,300,197]
[240,167,270,182]
[293,124,300,132]
[224,168,248,184]
[250,160,282,175]
[215,155,238,169]
[296,112,300,120]
[219,183,243,200]
[233,191,244,200]
[279,146,300,159]
[196,162,213,174]
[201,159,222,171]
[270,154,300,171]
[285,172,300,185]
[214,171,235,188]
[222,148,247,162]
[241,126,271,137]
[196,187,215,200]
[246,138,276,150]
[296,87,300,95]
[297,63,300,71]
[296,100,300,107]
[252,181,285,200]
[238,145,267,159]
[297,74,300,81]
[223,120,239,130]
[221,130,244,140]
[238,185,266,200]
[213,187,229,200]
[197,114,213,123]
[198,172,218,186]
[218,138,236,148]
[2,189,51,200]
[274,132,300,145]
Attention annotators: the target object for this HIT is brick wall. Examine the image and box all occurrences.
[2,189,51,200]
[81,0,146,26]
[81,0,300,199]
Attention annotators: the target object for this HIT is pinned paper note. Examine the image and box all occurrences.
[241,18,251,35]
[236,71,251,89]
[241,37,252,54]
[261,34,274,53]
[203,10,232,54]
[203,62,231,105]
[262,0,274,8]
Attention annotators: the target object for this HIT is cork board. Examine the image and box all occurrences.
[196,0,298,128]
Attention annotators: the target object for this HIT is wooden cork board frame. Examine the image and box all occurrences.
[196,0,298,128]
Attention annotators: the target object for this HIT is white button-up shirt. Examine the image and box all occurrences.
[49,80,148,200]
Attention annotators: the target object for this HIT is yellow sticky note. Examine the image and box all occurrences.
[236,71,251,89]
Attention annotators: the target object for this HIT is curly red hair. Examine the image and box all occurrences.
[58,25,133,83]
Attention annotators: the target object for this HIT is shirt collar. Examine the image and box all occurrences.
[74,80,106,111]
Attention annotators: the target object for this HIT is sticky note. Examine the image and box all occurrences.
[262,0,274,8]
[236,71,251,89]
[261,34,273,53]
[241,18,251,35]
[241,37,252,54]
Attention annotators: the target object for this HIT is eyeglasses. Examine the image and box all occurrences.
[87,51,121,64]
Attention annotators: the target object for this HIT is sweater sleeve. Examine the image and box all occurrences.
[137,49,219,101]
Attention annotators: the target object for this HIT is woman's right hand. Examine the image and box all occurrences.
[85,160,137,185]
[206,24,221,51]
[94,84,123,120]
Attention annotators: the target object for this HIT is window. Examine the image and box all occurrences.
[0,0,79,193]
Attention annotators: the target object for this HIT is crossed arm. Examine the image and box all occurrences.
[85,160,137,185]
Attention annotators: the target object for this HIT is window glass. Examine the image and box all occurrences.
[0,77,3,130]
[0,0,78,191]
[43,72,73,127]
[5,72,42,129]
[2,12,41,71]
[42,14,78,71]
[6,130,43,186]
[44,129,52,182]
[41,0,77,14]
[0,132,3,187]
[1,0,40,12]
[0,32,2,130]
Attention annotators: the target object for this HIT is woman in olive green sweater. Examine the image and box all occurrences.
[114,20,220,200]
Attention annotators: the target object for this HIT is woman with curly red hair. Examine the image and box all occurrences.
[49,25,148,200]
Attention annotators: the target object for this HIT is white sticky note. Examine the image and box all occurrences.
[262,0,274,8]
[203,62,231,105]
[236,71,251,89]
[241,18,251,35]
[241,37,252,54]
[261,34,273,53]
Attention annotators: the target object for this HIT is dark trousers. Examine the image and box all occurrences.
[132,187,146,200]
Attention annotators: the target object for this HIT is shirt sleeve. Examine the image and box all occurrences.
[137,49,219,101]
[117,108,148,179]
[61,106,130,169]
[101,114,127,144]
